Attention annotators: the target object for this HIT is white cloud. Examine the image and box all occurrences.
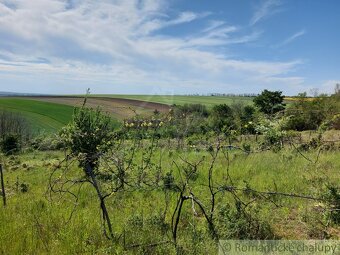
[250,0,282,25]
[275,30,306,47]
[0,0,303,94]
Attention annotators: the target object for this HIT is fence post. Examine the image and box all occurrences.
[0,164,6,206]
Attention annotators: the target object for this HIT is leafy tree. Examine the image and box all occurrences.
[210,104,235,132]
[253,90,285,114]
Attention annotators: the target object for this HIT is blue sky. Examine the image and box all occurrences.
[0,0,339,95]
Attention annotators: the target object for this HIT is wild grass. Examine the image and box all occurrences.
[0,144,339,254]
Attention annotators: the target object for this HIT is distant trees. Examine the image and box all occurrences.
[253,90,285,115]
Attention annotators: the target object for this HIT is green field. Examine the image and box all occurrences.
[0,98,75,133]
[93,95,254,107]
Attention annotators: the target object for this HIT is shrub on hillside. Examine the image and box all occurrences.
[1,134,21,155]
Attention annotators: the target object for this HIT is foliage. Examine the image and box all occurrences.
[210,104,235,132]
[30,135,65,151]
[284,93,340,131]
[319,114,340,131]
[1,134,21,155]
[255,116,287,148]
[173,103,209,118]
[323,185,340,225]
[60,106,115,169]
[253,90,285,114]
[216,203,274,239]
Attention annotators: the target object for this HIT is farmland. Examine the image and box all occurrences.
[0,98,74,133]
[93,94,254,107]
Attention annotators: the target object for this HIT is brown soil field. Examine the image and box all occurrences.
[26,96,171,119]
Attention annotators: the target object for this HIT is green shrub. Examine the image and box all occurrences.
[216,202,274,239]
[210,104,235,132]
[60,107,115,169]
[1,134,21,155]
[323,185,340,225]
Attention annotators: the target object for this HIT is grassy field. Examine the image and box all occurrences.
[0,98,75,133]
[0,139,339,254]
[93,95,254,107]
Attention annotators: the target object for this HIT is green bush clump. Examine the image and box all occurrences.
[30,135,65,151]
[60,107,115,169]
[1,134,21,155]
[323,185,340,225]
[216,203,275,240]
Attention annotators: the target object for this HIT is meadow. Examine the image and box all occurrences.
[0,93,339,254]
[1,138,339,254]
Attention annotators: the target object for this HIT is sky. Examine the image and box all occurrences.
[0,0,339,95]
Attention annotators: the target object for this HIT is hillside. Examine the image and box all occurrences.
[0,98,74,133]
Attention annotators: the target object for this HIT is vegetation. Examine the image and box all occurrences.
[253,90,285,115]
[0,89,339,254]
[284,92,340,131]
[0,98,74,133]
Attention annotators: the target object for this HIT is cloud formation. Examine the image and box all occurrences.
[275,30,306,48]
[0,0,303,94]
[250,0,282,25]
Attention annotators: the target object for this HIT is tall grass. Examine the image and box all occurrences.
[0,145,339,254]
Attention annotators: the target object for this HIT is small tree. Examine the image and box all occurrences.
[253,90,285,115]
[60,106,115,239]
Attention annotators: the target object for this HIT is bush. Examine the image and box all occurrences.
[173,104,209,118]
[60,106,115,169]
[319,114,340,131]
[216,202,274,239]
[1,134,21,155]
[30,135,65,151]
[323,185,340,225]
[210,104,235,132]
[284,93,339,131]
